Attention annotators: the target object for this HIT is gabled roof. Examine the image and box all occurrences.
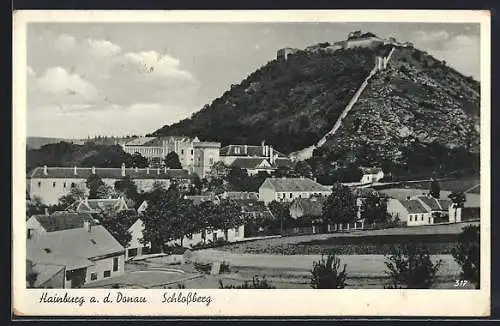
[31,212,95,232]
[27,225,124,270]
[290,197,326,218]
[220,144,287,158]
[29,167,190,180]
[398,200,429,214]
[230,158,273,170]
[30,263,65,288]
[353,187,377,198]
[184,194,217,206]
[261,177,332,193]
[221,192,259,200]
[232,199,275,219]
[417,196,451,211]
[72,197,129,213]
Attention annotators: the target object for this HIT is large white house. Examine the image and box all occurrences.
[27,164,191,205]
[387,195,457,226]
[259,177,332,204]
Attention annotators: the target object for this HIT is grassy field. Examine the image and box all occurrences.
[397,178,480,194]
[217,222,479,255]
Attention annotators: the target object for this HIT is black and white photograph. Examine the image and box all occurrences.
[13,10,491,316]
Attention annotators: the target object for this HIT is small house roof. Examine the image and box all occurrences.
[31,212,95,232]
[261,177,331,193]
[29,166,190,180]
[399,200,429,214]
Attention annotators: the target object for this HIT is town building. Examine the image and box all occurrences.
[359,167,385,184]
[27,222,125,288]
[121,136,200,170]
[387,195,455,226]
[220,142,293,175]
[259,177,332,204]
[277,47,299,61]
[219,191,259,201]
[27,164,191,205]
[123,217,151,260]
[387,198,432,226]
[193,141,221,178]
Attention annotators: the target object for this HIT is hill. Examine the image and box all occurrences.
[27,137,85,150]
[26,142,148,173]
[151,33,480,180]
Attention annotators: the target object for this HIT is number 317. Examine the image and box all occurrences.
[454,280,469,287]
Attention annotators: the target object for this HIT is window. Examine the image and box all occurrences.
[52,182,56,187]
[282,193,285,199]
[142,246,150,255]
[63,182,66,188]
[191,149,194,155]
[44,248,51,253]
[104,270,111,278]
[209,157,214,165]
[71,182,75,188]
[128,248,138,257]
[421,215,424,221]
[113,257,119,272]
[38,181,42,188]
[187,234,193,240]
[90,272,97,281]
[235,228,240,237]
[181,149,184,155]
[289,193,293,198]
[409,216,412,222]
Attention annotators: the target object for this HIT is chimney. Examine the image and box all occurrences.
[135,166,139,172]
[74,166,78,176]
[146,167,150,174]
[269,146,274,163]
[121,163,126,177]
[43,165,48,175]
[261,140,265,155]
[91,166,96,174]
[44,208,49,216]
[83,221,91,232]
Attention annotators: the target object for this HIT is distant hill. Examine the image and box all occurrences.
[151,32,480,180]
[27,137,85,150]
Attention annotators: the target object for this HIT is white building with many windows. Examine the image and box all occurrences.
[27,164,191,205]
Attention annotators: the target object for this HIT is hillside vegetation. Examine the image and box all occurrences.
[153,37,480,180]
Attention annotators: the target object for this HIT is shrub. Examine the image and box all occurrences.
[193,261,212,274]
[111,284,121,289]
[219,276,275,289]
[384,245,442,289]
[310,254,347,289]
[452,225,480,289]
[220,261,231,274]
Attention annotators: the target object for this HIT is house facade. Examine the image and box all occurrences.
[387,195,455,226]
[125,218,151,260]
[27,223,125,288]
[219,142,291,166]
[360,167,384,184]
[27,164,191,205]
[121,136,200,170]
[259,177,332,204]
[193,141,221,178]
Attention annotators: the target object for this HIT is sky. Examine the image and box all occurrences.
[26,22,481,138]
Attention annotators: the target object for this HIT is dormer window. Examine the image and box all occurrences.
[90,239,97,245]
[44,248,51,253]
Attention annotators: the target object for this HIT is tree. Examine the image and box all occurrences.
[98,208,134,248]
[198,201,219,243]
[164,152,182,169]
[212,200,244,240]
[26,196,48,218]
[310,254,347,289]
[268,201,291,233]
[340,164,363,183]
[384,245,442,289]
[293,161,313,178]
[227,167,250,191]
[429,179,440,199]
[207,161,230,180]
[448,191,466,208]
[452,225,480,289]
[86,174,105,199]
[360,192,390,225]
[187,173,203,195]
[322,183,357,226]
[26,260,38,288]
[129,152,149,168]
[114,175,139,203]
[170,200,201,247]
